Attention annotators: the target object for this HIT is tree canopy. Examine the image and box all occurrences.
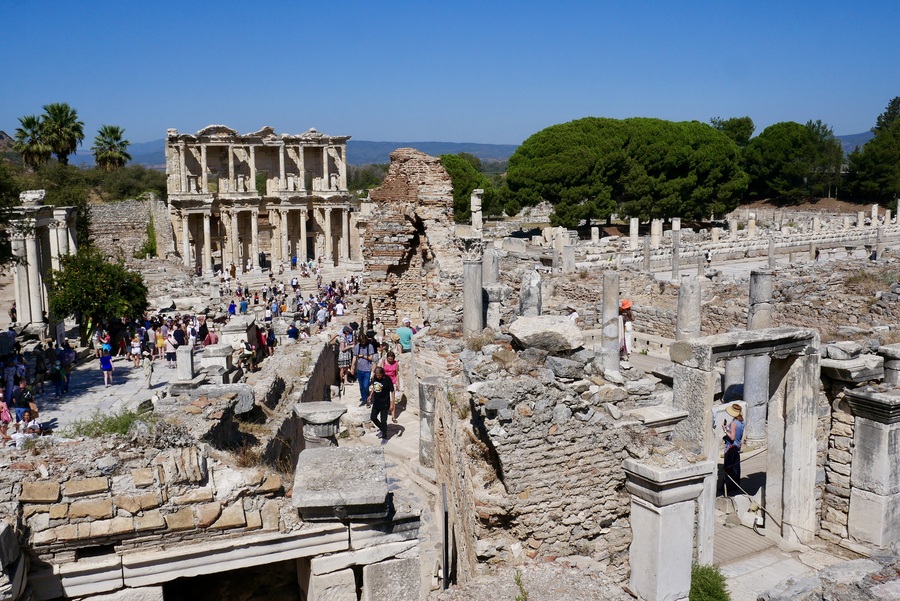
[440,153,503,222]
[710,116,755,148]
[505,117,748,226]
[847,97,900,204]
[48,248,148,326]
[744,120,843,200]
[91,125,131,171]
[40,103,85,166]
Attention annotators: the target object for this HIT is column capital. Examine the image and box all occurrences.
[456,236,485,261]
[623,457,713,506]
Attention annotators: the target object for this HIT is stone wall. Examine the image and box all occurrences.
[88,195,174,262]
[364,149,462,326]
[818,381,856,543]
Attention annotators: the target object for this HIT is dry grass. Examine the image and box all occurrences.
[466,328,496,351]
[234,443,263,468]
[846,269,900,297]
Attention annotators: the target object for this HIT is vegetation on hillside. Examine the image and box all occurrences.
[847,97,900,203]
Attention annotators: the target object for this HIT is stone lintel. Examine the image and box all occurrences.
[669,327,818,371]
[121,525,348,588]
[846,387,900,424]
[623,458,714,506]
[821,356,884,383]
[58,554,123,598]
[292,447,389,521]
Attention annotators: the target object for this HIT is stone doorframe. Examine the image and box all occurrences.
[670,327,820,564]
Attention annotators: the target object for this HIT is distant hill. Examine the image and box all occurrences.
[70,139,519,168]
[836,131,874,155]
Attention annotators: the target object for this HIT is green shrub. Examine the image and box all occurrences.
[63,408,157,438]
[690,563,730,601]
[135,215,157,258]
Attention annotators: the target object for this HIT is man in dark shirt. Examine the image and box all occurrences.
[367,366,395,442]
[352,332,377,407]
[173,326,186,347]
[287,322,300,340]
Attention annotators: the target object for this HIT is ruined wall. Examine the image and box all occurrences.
[819,381,856,543]
[364,149,461,326]
[89,195,174,261]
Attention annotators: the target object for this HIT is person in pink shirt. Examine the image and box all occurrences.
[381,351,400,423]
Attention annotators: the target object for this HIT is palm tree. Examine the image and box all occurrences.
[13,114,52,169]
[41,102,85,165]
[91,125,132,171]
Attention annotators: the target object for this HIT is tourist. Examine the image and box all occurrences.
[10,409,41,448]
[367,365,395,443]
[8,302,16,325]
[131,335,143,368]
[61,343,76,392]
[705,249,712,267]
[164,333,178,369]
[381,351,400,411]
[142,351,154,389]
[722,403,745,497]
[33,346,47,394]
[265,326,277,356]
[203,327,219,346]
[335,326,354,391]
[352,332,377,406]
[9,377,33,423]
[155,327,165,360]
[373,317,385,344]
[619,300,634,360]
[239,340,256,372]
[100,350,115,387]
[566,305,579,323]
[394,318,414,354]
[49,360,66,398]
[286,322,300,340]
[0,397,12,443]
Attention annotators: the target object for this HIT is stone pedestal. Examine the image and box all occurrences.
[601,271,620,377]
[592,227,601,244]
[650,219,661,249]
[748,218,757,239]
[642,234,651,272]
[562,245,575,273]
[418,377,442,468]
[624,458,714,601]
[482,248,500,285]
[671,217,681,231]
[872,203,879,224]
[844,215,852,229]
[729,219,738,241]
[886,209,893,225]
[629,218,639,249]
[519,270,542,316]
[877,226,884,259]
[671,229,681,279]
[292,447,389,521]
[675,275,700,341]
[813,216,821,232]
[858,211,866,228]
[846,388,900,547]
[768,237,776,268]
[293,402,348,448]
[175,346,195,382]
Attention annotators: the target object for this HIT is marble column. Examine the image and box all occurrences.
[748,218,757,239]
[227,145,234,191]
[745,270,774,441]
[458,237,485,336]
[886,209,892,225]
[671,229,681,279]
[200,145,208,193]
[872,204,879,225]
[675,275,700,341]
[11,235,29,325]
[181,213,191,267]
[812,216,821,232]
[471,189,484,235]
[483,248,500,285]
[711,227,720,243]
[231,209,241,271]
[340,208,350,261]
[282,209,291,265]
[324,207,333,262]
[858,211,866,228]
[768,237,776,269]
[418,378,442,468]
[729,219,738,241]
[601,271,620,377]
[249,147,257,192]
[562,246,575,273]
[671,217,681,231]
[279,145,286,190]
[178,145,188,193]
[643,235,651,272]
[591,227,600,243]
[650,219,662,249]
[877,226,884,259]
[250,209,259,271]
[338,146,347,190]
[298,147,306,190]
[809,242,817,261]
[629,218,639,250]
[299,209,308,262]
[202,212,213,273]
[844,215,852,229]
[26,234,43,323]
[322,147,330,190]
[48,221,61,272]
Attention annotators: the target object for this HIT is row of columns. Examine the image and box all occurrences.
[178,205,354,273]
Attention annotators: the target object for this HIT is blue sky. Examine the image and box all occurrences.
[1,0,898,146]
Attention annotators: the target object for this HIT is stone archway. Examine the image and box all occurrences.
[670,327,820,564]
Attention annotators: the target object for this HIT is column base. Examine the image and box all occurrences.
[849,487,900,547]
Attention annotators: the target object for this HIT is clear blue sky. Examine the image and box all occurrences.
[2,0,898,146]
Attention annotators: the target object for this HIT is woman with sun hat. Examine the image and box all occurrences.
[722,403,745,496]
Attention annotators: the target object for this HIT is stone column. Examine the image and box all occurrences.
[675,275,700,341]
[711,227,720,243]
[671,217,681,231]
[872,203,879,225]
[249,146,257,191]
[48,221,61,272]
[57,215,70,257]
[323,207,333,262]
[250,209,259,271]
[846,388,900,547]
[178,144,188,192]
[181,213,191,268]
[723,329,745,401]
[282,209,291,265]
[202,212,212,274]
[299,209,308,262]
[338,146,347,190]
[671,229,681,279]
[650,219,662,249]
[624,458,714,601]
[745,270,774,441]
[231,209,241,271]
[813,216,821,232]
[629,218,639,249]
[601,271,620,378]
[877,226,884,259]
[562,246,575,273]
[729,219,738,241]
[298,147,306,190]
[470,189,484,235]
[278,145,286,190]
[519,269,542,316]
[768,237,776,269]
[458,237,485,336]
[322,147,330,190]
[200,144,208,193]
[591,227,600,244]
[809,242,817,261]
[11,235,29,325]
[418,377,441,468]
[25,234,44,323]
[886,209,892,225]
[483,248,500,285]
[228,145,234,191]
[858,211,866,228]
[844,215,852,229]
[748,218,757,239]
[643,235,651,272]
[340,208,349,261]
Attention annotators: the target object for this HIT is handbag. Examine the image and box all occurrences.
[0,402,11,424]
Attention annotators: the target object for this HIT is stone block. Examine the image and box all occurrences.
[209,503,245,529]
[310,540,417,576]
[20,481,60,503]
[164,508,194,531]
[545,356,584,379]
[307,568,357,601]
[629,497,694,601]
[850,417,900,495]
[69,499,114,519]
[171,488,214,505]
[361,557,420,601]
[65,477,110,497]
[59,554,124,598]
[848,487,900,547]
[77,586,165,601]
[134,510,166,533]
[508,316,583,353]
[350,514,421,550]
[196,502,223,528]
[257,474,282,494]
[49,503,68,519]
[293,447,389,521]
[115,493,160,514]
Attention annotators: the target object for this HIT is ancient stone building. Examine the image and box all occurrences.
[165,125,360,274]
[364,148,461,325]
